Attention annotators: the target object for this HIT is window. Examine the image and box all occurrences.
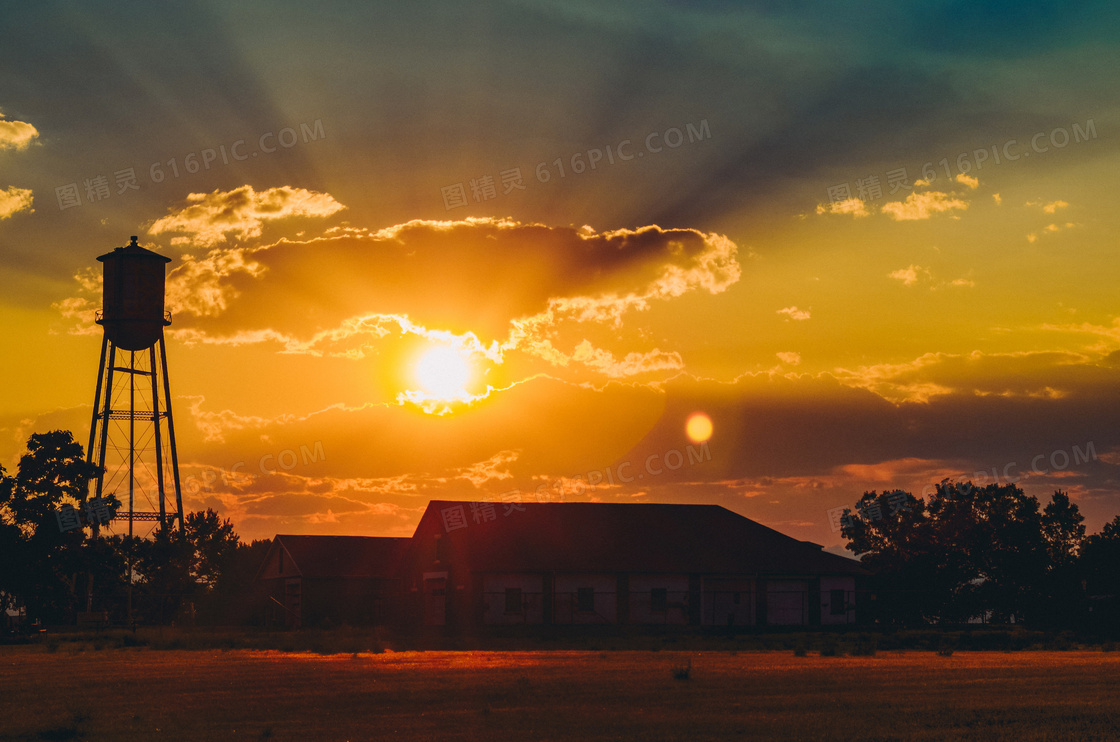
[650,588,668,612]
[830,589,847,615]
[577,587,595,612]
[505,587,522,614]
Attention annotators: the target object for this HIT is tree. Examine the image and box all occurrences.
[841,489,941,624]
[4,431,101,532]
[842,480,1051,625]
[1081,516,1120,597]
[130,509,244,624]
[1035,490,1088,627]
[205,538,273,624]
[184,509,241,589]
[131,523,195,623]
[0,430,256,626]
[1080,516,1120,635]
[0,431,108,623]
[1041,490,1086,567]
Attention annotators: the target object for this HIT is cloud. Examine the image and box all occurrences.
[0,186,33,219]
[571,340,685,378]
[889,265,974,290]
[149,185,346,246]
[166,247,267,317]
[776,352,801,366]
[888,264,928,287]
[1028,199,1069,214]
[455,450,520,487]
[0,111,38,151]
[130,219,739,385]
[830,349,1113,404]
[993,193,1002,205]
[1027,222,1076,243]
[955,173,979,189]
[881,190,969,220]
[815,198,869,217]
[777,306,811,321]
[1041,316,1120,354]
[60,217,742,416]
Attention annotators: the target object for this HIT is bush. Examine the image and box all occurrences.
[936,636,956,656]
[850,636,877,656]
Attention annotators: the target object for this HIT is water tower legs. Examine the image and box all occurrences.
[86,331,184,532]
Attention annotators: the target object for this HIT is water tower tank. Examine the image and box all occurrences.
[96,236,171,351]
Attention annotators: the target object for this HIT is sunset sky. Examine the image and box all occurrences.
[2,1,1119,549]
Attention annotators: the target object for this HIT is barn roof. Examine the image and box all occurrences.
[272,535,410,579]
[421,501,867,576]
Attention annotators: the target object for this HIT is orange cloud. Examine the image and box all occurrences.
[570,340,684,378]
[149,185,346,246]
[888,265,928,287]
[1027,199,1069,214]
[815,197,870,217]
[0,186,33,219]
[0,111,38,151]
[454,450,520,487]
[777,306,811,321]
[881,190,968,221]
[831,349,1100,404]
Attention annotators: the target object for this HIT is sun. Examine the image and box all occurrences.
[414,345,472,400]
[686,412,713,443]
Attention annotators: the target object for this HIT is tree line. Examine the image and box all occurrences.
[0,430,269,627]
[841,481,1120,630]
[4,429,1119,631]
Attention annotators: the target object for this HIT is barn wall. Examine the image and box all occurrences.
[701,577,755,626]
[819,575,857,625]
[257,541,297,580]
[482,573,544,625]
[553,573,617,624]
[628,574,689,625]
[765,579,809,625]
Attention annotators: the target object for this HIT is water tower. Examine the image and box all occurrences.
[86,236,184,534]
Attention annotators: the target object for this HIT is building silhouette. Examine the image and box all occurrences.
[258,501,867,630]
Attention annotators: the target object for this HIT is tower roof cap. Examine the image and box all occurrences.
[97,236,171,263]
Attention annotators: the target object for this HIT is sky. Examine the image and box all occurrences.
[1,0,1119,549]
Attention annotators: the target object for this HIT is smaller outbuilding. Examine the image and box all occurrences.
[256,535,410,629]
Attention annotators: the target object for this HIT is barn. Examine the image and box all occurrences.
[256,535,410,629]
[398,501,869,630]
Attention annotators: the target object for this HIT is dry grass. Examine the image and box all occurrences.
[3,647,1120,740]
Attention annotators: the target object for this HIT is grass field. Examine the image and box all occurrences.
[4,646,1120,741]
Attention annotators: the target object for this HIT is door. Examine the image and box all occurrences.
[702,578,753,626]
[284,577,302,629]
[423,577,447,626]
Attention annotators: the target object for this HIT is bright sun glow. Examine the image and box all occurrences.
[415,345,472,400]
[686,412,713,443]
